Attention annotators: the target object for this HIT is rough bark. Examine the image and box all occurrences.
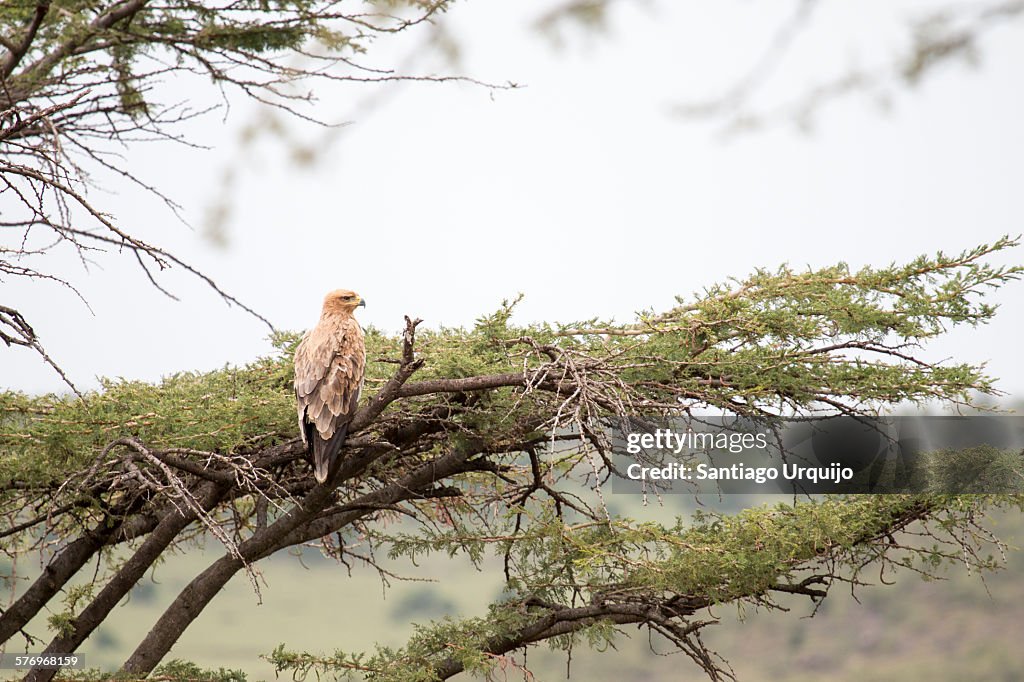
[121,439,484,674]
[0,498,154,645]
[23,482,229,682]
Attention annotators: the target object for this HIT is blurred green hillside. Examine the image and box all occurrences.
[2,496,1022,682]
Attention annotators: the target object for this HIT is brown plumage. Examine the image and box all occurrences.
[294,289,366,483]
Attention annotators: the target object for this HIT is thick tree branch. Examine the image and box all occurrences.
[11,0,150,93]
[0,0,50,80]
[119,432,486,673]
[0,504,132,644]
[24,481,230,682]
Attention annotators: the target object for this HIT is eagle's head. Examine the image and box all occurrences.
[322,289,366,316]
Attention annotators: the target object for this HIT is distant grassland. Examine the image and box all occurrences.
[3,502,1023,682]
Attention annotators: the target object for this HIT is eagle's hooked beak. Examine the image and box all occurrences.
[358,298,367,308]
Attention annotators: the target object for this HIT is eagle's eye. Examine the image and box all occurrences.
[342,295,354,301]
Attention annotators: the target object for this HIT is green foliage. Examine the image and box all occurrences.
[389,495,1020,608]
[265,603,544,682]
[8,241,1014,481]
[0,344,297,486]
[48,583,97,638]
[0,0,444,88]
[273,494,1024,681]
[54,659,246,682]
[925,445,1024,494]
[150,660,247,682]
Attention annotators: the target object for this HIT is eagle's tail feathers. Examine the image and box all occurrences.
[312,422,350,484]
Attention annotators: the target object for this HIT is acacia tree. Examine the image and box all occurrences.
[3,2,1024,682]
[2,238,1023,681]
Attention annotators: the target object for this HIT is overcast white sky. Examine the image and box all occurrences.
[2,1,1022,399]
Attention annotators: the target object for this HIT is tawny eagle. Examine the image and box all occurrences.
[294,289,366,483]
